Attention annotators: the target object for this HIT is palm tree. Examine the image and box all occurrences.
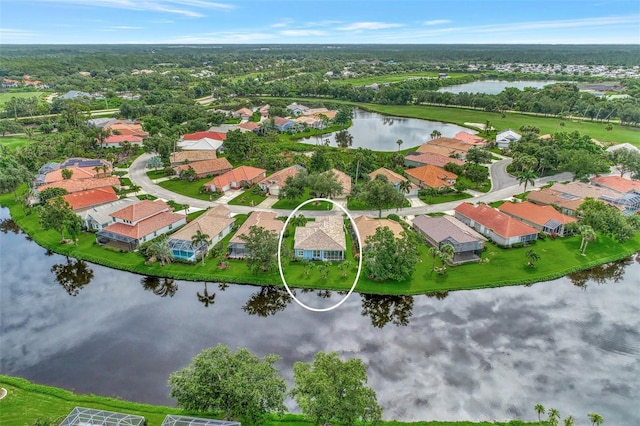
[428,246,439,271]
[588,413,604,426]
[183,203,190,215]
[398,180,412,195]
[129,184,141,195]
[197,282,216,307]
[191,229,210,266]
[396,139,403,151]
[534,404,546,423]
[563,416,574,426]
[579,225,597,255]
[148,238,173,266]
[548,408,560,426]
[526,249,540,267]
[430,130,441,139]
[516,168,537,192]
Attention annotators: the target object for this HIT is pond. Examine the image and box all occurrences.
[298,108,473,151]
[1,209,638,424]
[438,80,557,95]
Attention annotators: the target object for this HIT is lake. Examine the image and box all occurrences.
[298,109,473,151]
[438,80,557,95]
[1,209,638,424]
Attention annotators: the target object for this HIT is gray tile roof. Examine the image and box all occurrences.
[412,215,486,244]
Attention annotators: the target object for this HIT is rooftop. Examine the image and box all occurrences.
[454,202,539,238]
[230,211,284,244]
[454,131,486,145]
[294,216,346,251]
[591,175,640,194]
[170,150,217,164]
[63,187,119,211]
[182,131,227,141]
[354,215,403,246]
[258,165,304,188]
[103,211,185,239]
[405,152,465,168]
[60,407,145,426]
[207,166,266,190]
[412,215,486,244]
[550,181,622,200]
[111,199,170,222]
[169,205,234,242]
[498,201,577,228]
[38,175,120,194]
[368,167,406,184]
[405,165,457,188]
[173,158,233,176]
[526,188,584,211]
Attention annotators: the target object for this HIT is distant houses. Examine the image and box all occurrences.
[286,102,309,116]
[416,137,473,159]
[412,215,486,264]
[495,129,521,149]
[233,107,254,120]
[294,216,346,261]
[404,152,464,169]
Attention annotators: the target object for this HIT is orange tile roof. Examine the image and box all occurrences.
[182,131,227,141]
[238,121,261,131]
[207,166,266,190]
[173,158,233,176]
[405,152,465,168]
[102,211,185,240]
[417,137,473,155]
[63,187,119,210]
[312,111,337,120]
[354,215,403,245]
[454,131,486,145]
[235,107,253,116]
[498,201,577,228]
[106,122,149,138]
[111,200,170,222]
[405,165,457,189]
[590,176,640,194]
[39,176,121,194]
[454,202,538,238]
[229,211,284,244]
[170,150,217,164]
[368,167,406,184]
[550,182,622,199]
[526,188,584,212]
[328,168,352,196]
[258,165,302,188]
[45,166,103,183]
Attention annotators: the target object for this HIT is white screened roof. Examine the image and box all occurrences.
[59,407,145,426]
[162,415,241,426]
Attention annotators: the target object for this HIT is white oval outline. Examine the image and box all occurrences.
[277,198,363,312]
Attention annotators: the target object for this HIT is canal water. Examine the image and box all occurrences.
[438,80,556,95]
[0,209,638,424]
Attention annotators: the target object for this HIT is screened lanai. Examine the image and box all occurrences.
[168,238,205,261]
[59,407,145,426]
[161,415,241,426]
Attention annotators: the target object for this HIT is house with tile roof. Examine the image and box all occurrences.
[454,131,487,147]
[590,175,640,195]
[404,152,465,169]
[353,215,403,249]
[549,181,639,215]
[272,117,295,132]
[286,102,309,116]
[168,205,235,262]
[294,115,324,129]
[294,216,346,261]
[100,134,144,148]
[498,201,577,236]
[327,168,352,199]
[80,197,138,230]
[406,165,457,190]
[417,137,473,158]
[454,202,538,247]
[169,150,217,166]
[37,175,121,194]
[258,165,305,196]
[177,131,227,151]
[496,129,522,149]
[63,187,119,211]
[41,166,104,185]
[173,158,233,179]
[227,211,284,258]
[96,200,186,251]
[104,121,149,139]
[238,121,262,132]
[233,107,254,120]
[205,166,266,192]
[412,215,486,264]
[526,188,584,216]
[368,167,419,196]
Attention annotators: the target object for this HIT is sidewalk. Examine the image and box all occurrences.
[217,189,244,204]
[256,196,279,208]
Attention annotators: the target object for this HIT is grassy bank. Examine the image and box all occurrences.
[2,190,638,296]
[0,375,536,426]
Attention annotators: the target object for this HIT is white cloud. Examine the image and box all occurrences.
[338,21,403,31]
[167,32,276,43]
[424,19,452,26]
[0,28,38,42]
[279,30,326,37]
[304,20,342,27]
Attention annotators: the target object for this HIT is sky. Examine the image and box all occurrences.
[1,0,639,44]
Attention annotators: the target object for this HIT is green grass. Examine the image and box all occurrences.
[137,194,158,200]
[119,177,132,186]
[0,91,47,106]
[1,188,639,296]
[331,72,469,86]
[147,170,167,179]
[157,178,220,201]
[227,190,268,207]
[0,136,30,150]
[420,192,473,205]
[347,197,411,210]
[271,189,334,210]
[0,375,536,426]
[458,175,491,193]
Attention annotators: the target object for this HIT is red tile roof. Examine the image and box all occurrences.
[498,201,577,228]
[454,131,487,145]
[39,176,121,194]
[405,152,465,168]
[238,121,260,131]
[63,187,119,210]
[258,165,302,188]
[111,200,170,222]
[102,211,184,240]
[45,166,105,183]
[182,131,227,141]
[417,137,473,155]
[273,117,292,127]
[590,176,640,194]
[405,165,457,189]
[173,158,233,176]
[526,188,584,212]
[206,166,266,190]
[454,202,538,238]
[105,122,149,138]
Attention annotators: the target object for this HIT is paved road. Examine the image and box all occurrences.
[129,153,573,219]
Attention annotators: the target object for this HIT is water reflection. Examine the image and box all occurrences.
[243,285,292,317]
[51,257,94,296]
[196,282,216,307]
[568,256,634,290]
[360,294,414,328]
[0,218,20,234]
[424,291,450,300]
[141,276,179,297]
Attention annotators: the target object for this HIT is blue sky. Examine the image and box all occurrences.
[1,0,639,44]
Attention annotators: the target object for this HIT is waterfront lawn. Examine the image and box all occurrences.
[157,177,219,201]
[227,190,268,207]
[0,375,537,426]
[0,136,31,150]
[271,189,334,211]
[419,192,472,205]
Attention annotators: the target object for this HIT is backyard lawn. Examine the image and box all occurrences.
[157,177,219,201]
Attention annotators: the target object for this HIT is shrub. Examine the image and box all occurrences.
[511,242,524,249]
[386,213,401,222]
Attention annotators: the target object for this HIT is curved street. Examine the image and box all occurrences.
[128,153,573,218]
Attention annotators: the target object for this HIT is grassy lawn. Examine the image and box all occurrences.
[0,136,30,150]
[331,72,469,86]
[0,375,536,426]
[137,194,158,200]
[0,91,47,106]
[458,175,491,193]
[119,177,132,186]
[419,192,473,205]
[347,197,410,210]
[147,170,167,179]
[271,189,334,211]
[227,190,268,207]
[157,177,219,201]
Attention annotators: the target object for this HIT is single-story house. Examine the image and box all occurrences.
[526,188,584,216]
[405,165,457,190]
[404,152,465,169]
[258,165,305,196]
[368,168,419,196]
[412,215,486,265]
[63,187,119,212]
[327,168,352,199]
[40,163,112,186]
[205,166,266,192]
[173,158,233,178]
[37,175,121,194]
[591,175,640,195]
[294,216,346,261]
[273,117,295,132]
[227,211,284,258]
[294,115,324,129]
[286,102,309,116]
[238,121,262,132]
[417,137,473,159]
[548,181,638,215]
[80,197,138,230]
[498,201,577,236]
[96,200,186,251]
[454,131,487,147]
[169,150,217,166]
[495,129,522,149]
[233,107,253,120]
[454,202,538,247]
[168,205,235,262]
[177,131,227,151]
[100,134,144,148]
[353,215,403,248]
[259,104,270,117]
[104,121,149,138]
